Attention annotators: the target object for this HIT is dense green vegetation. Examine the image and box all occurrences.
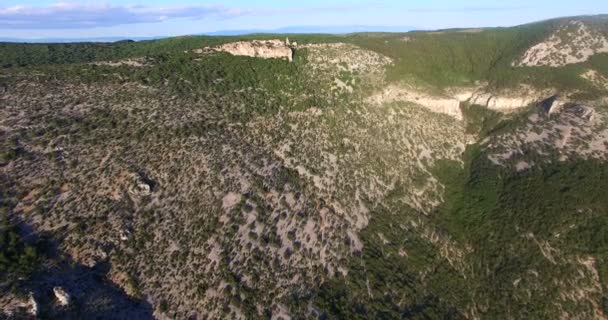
[313,99,608,318]
[352,16,608,91]
[437,144,608,318]
[315,143,608,318]
[2,15,607,94]
[1,48,339,127]
[0,176,42,286]
[314,201,467,319]
[0,216,43,288]
[0,34,343,68]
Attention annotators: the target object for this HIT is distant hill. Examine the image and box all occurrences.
[0,25,416,43]
[0,36,162,43]
[200,25,416,36]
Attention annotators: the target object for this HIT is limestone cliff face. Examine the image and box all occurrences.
[369,85,566,120]
[468,93,544,111]
[207,39,294,62]
[451,85,558,111]
[407,96,462,120]
[368,86,463,120]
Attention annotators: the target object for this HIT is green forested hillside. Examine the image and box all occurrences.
[2,15,608,93]
[0,34,342,68]
[352,16,608,91]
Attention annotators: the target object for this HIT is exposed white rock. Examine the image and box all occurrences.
[205,39,294,62]
[129,182,151,197]
[368,85,463,120]
[127,173,152,198]
[581,69,608,90]
[452,90,476,102]
[222,192,241,211]
[2,293,38,317]
[516,161,531,172]
[92,58,151,67]
[453,85,557,111]
[514,21,608,67]
[547,98,568,115]
[414,97,462,120]
[485,104,608,167]
[119,229,131,241]
[468,93,541,111]
[369,84,557,118]
[53,287,71,306]
[28,294,37,317]
[136,183,151,196]
[333,78,353,93]
[271,304,292,320]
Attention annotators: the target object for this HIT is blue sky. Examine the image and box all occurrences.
[0,0,607,38]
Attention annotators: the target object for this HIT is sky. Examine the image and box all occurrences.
[0,0,607,39]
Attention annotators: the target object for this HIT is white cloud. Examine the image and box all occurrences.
[0,2,254,29]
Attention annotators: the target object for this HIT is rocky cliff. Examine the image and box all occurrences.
[368,85,463,120]
[369,85,563,120]
[202,39,295,62]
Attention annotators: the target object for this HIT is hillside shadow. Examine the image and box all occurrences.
[3,219,154,319]
[27,261,154,320]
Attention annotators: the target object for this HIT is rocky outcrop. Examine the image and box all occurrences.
[581,69,608,90]
[127,172,154,198]
[2,293,38,317]
[119,228,131,241]
[514,20,608,67]
[411,96,462,120]
[450,85,558,111]
[92,58,152,67]
[537,95,570,115]
[368,85,463,120]
[202,39,295,62]
[485,103,607,168]
[369,85,557,119]
[130,182,151,197]
[53,287,71,307]
[28,294,38,317]
[468,93,544,110]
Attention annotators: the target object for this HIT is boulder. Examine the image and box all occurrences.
[135,183,151,196]
[119,229,131,241]
[3,293,38,317]
[28,293,38,316]
[53,287,71,306]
